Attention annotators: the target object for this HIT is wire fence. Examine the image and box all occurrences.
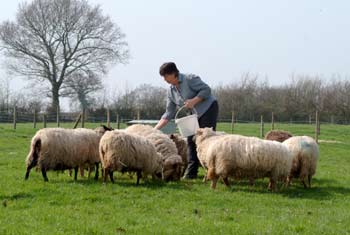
[1,109,349,126]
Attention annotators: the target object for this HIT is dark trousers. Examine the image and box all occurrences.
[185,101,219,178]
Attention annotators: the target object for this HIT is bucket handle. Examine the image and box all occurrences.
[175,106,198,121]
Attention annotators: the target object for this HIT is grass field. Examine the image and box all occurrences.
[0,122,349,234]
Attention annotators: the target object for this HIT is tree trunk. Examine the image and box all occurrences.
[50,85,60,115]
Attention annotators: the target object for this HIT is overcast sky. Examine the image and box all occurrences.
[1,0,350,109]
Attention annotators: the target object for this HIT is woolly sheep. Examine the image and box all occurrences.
[99,130,163,184]
[125,125,183,181]
[283,136,319,188]
[25,126,111,181]
[195,128,293,190]
[265,130,293,143]
[169,133,188,176]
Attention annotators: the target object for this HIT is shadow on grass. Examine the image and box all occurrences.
[223,177,350,200]
[0,192,34,201]
[60,175,193,191]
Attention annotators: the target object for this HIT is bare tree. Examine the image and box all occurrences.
[63,71,103,110]
[0,0,129,113]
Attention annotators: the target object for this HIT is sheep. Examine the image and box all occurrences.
[99,130,163,184]
[77,125,113,178]
[195,128,293,190]
[125,124,183,181]
[25,126,111,182]
[283,136,319,188]
[265,130,293,143]
[169,133,188,176]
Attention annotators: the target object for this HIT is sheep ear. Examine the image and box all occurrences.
[196,128,203,136]
[101,125,113,131]
[169,134,175,139]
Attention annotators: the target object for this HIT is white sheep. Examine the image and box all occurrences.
[195,128,293,190]
[99,130,163,185]
[125,124,183,181]
[25,126,111,181]
[283,136,319,188]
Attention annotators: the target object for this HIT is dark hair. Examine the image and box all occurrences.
[159,62,179,77]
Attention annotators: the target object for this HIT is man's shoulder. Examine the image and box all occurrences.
[181,73,200,80]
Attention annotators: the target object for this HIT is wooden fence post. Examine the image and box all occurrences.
[137,110,140,120]
[73,113,82,129]
[33,110,37,129]
[43,113,47,128]
[260,115,264,138]
[56,106,60,127]
[107,108,110,128]
[315,111,319,143]
[116,113,120,129]
[231,111,234,134]
[13,106,16,130]
[271,112,274,130]
[81,108,85,128]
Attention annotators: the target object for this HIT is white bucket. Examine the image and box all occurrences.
[175,106,199,137]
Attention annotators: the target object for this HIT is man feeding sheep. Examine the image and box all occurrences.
[154,62,219,179]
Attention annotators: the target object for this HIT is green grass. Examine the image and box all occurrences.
[0,122,349,234]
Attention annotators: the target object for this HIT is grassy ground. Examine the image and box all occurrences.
[0,122,349,234]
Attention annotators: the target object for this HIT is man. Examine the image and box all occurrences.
[154,62,219,179]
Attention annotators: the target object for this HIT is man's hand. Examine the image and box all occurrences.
[184,97,203,109]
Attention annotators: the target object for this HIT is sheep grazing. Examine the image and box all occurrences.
[283,136,319,188]
[169,133,188,176]
[99,130,163,184]
[125,124,183,181]
[25,126,111,182]
[195,128,293,190]
[78,125,113,178]
[265,130,293,143]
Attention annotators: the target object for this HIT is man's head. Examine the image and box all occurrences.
[159,62,179,85]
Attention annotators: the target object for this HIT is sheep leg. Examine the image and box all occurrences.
[103,168,108,183]
[25,166,32,180]
[308,175,312,188]
[79,167,85,178]
[94,163,99,180]
[286,175,293,187]
[136,171,142,185]
[109,170,115,183]
[202,174,207,183]
[210,177,219,189]
[41,169,48,182]
[249,178,255,186]
[223,177,230,187]
[301,178,308,188]
[74,167,78,181]
[268,178,276,191]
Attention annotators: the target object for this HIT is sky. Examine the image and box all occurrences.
[1,0,350,109]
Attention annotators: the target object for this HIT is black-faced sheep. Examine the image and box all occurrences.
[25,126,111,181]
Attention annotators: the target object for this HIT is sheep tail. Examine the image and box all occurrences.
[25,137,41,180]
[207,156,217,180]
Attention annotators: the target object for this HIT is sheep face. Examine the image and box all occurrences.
[94,125,114,138]
[162,157,183,181]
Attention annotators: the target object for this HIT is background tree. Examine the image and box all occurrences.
[63,71,103,110]
[0,0,129,113]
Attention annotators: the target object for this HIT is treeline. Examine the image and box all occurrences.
[1,75,350,123]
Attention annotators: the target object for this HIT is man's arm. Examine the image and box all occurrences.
[154,118,169,130]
